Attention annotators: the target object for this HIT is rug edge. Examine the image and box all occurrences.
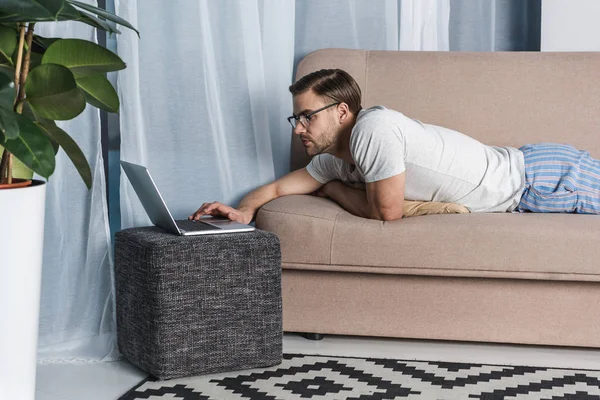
[283,353,600,372]
[117,375,153,400]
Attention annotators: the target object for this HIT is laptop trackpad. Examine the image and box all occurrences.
[200,217,242,226]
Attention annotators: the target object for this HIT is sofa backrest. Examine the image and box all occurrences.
[290,49,600,171]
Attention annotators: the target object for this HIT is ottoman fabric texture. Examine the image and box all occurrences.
[115,227,282,380]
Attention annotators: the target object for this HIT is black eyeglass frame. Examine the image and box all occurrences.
[287,102,340,129]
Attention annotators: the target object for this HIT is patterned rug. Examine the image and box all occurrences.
[119,353,600,399]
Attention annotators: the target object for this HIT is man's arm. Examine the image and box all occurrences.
[325,172,405,221]
[189,167,323,224]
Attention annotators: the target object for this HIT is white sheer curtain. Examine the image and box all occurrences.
[35,0,117,363]
[449,0,541,51]
[400,0,450,50]
[115,0,449,231]
[294,0,449,69]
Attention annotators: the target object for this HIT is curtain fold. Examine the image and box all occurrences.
[293,0,450,73]
[399,0,450,50]
[116,0,297,230]
[35,0,117,364]
[449,0,541,51]
[260,0,296,179]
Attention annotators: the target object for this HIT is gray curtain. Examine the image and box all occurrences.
[450,0,541,51]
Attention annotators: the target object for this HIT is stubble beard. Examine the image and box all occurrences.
[304,125,335,157]
[305,137,334,156]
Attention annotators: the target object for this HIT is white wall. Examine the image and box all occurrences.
[542,0,600,51]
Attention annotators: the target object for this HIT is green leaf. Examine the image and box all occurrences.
[37,120,91,188]
[31,35,61,56]
[76,73,118,113]
[0,64,15,78]
[0,25,17,66]
[21,100,45,122]
[13,155,34,179]
[33,35,60,50]
[56,2,80,21]
[21,102,58,154]
[1,112,55,178]
[28,51,43,69]
[42,38,125,75]
[0,76,15,109]
[0,69,11,89]
[0,0,68,22]
[25,63,86,120]
[0,143,34,180]
[0,106,18,139]
[77,10,120,35]
[67,0,139,36]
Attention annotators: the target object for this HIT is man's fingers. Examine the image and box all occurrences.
[190,202,242,221]
[203,202,223,215]
[190,202,213,220]
[203,203,237,219]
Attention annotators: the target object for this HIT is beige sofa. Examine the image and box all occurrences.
[256,49,600,348]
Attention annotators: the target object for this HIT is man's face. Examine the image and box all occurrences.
[292,90,338,156]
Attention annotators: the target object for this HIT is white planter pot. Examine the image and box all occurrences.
[0,180,46,400]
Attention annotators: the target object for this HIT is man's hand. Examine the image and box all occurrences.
[189,202,253,224]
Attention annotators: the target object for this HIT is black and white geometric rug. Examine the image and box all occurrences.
[119,353,600,399]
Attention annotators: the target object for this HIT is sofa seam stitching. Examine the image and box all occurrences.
[259,207,341,222]
[330,211,343,265]
[281,262,600,278]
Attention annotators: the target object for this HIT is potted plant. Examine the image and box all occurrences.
[0,2,137,399]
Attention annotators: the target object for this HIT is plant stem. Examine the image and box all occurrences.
[13,24,25,97]
[0,149,9,183]
[6,151,13,183]
[16,22,35,114]
[4,156,13,185]
[1,23,36,185]
[0,25,25,185]
[0,24,27,185]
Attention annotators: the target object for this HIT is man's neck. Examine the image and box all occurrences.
[329,117,356,165]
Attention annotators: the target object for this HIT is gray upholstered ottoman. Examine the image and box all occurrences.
[114,227,282,380]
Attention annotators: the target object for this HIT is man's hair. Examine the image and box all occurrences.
[289,69,362,115]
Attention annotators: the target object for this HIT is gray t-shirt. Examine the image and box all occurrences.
[306,106,525,212]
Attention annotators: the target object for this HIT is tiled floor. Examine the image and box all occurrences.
[35,333,600,399]
[35,359,146,400]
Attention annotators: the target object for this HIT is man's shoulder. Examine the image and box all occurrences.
[357,105,391,119]
[351,106,406,148]
[355,106,407,129]
[311,153,343,166]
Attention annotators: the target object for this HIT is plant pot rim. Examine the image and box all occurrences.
[0,179,46,190]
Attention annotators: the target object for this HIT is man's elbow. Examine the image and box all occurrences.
[380,213,403,221]
[372,208,403,221]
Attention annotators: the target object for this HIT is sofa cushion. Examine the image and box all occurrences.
[256,195,600,281]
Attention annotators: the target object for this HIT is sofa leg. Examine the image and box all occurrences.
[300,332,324,341]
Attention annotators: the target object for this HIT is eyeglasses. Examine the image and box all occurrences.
[287,102,340,129]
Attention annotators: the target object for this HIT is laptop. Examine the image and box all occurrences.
[120,161,255,236]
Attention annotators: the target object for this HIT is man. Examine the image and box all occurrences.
[189,69,600,223]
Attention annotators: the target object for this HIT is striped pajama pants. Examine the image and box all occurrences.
[516,143,600,214]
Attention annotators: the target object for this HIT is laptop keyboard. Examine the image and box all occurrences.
[175,219,219,231]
